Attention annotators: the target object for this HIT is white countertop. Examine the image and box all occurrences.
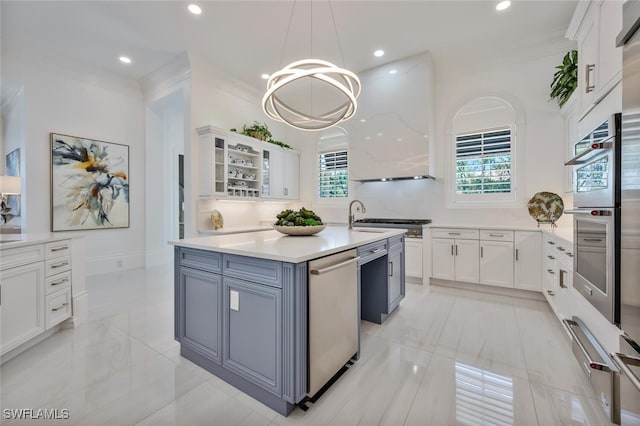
[198,225,273,235]
[170,226,405,263]
[0,232,84,250]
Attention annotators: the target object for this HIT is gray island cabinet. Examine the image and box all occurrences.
[170,227,405,416]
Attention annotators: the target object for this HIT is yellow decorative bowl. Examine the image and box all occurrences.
[272,224,326,236]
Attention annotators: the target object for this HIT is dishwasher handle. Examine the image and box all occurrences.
[310,257,361,275]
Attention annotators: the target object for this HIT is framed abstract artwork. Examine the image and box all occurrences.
[5,148,20,217]
[51,133,129,231]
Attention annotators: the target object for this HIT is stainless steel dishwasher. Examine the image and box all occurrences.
[308,249,360,396]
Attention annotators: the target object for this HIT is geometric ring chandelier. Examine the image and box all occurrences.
[262,58,361,131]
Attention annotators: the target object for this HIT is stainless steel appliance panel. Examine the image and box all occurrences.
[619,0,640,346]
[307,249,359,396]
[613,336,640,425]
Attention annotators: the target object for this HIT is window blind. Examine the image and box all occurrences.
[318,150,348,198]
[455,128,512,195]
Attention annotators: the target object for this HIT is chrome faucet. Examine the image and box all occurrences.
[348,200,366,229]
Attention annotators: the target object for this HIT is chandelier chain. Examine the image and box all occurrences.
[328,1,346,67]
[278,0,297,67]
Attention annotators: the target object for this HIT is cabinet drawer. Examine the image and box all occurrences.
[45,287,72,329]
[357,240,388,265]
[223,254,282,288]
[46,271,71,295]
[388,235,404,249]
[1,244,45,271]
[480,230,514,242]
[45,240,71,259]
[45,256,71,277]
[432,228,479,239]
[179,248,222,274]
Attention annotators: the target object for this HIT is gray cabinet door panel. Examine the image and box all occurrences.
[223,276,282,397]
[357,240,387,265]
[387,247,404,314]
[179,248,222,274]
[223,254,283,288]
[178,267,222,364]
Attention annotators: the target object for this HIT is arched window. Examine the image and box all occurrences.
[451,97,518,205]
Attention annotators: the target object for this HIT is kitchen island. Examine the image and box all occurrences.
[170,226,405,416]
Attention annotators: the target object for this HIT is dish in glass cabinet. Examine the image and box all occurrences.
[272,224,326,236]
[527,192,564,227]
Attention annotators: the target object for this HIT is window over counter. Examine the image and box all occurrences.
[318,149,349,199]
[450,96,519,206]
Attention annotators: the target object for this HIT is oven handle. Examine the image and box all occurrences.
[564,137,614,166]
[565,209,613,216]
[612,353,640,393]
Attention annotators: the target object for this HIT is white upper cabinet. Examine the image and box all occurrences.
[568,0,623,120]
[261,143,299,200]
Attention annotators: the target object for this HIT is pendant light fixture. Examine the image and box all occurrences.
[262,1,361,131]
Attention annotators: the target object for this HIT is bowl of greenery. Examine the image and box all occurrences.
[273,208,325,236]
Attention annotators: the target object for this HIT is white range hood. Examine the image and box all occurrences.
[345,52,435,182]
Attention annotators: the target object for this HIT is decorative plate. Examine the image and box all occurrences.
[210,209,224,230]
[272,224,326,236]
[527,192,564,227]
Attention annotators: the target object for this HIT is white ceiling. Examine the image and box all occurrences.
[1,1,578,92]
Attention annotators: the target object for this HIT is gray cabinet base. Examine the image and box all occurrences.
[180,345,296,416]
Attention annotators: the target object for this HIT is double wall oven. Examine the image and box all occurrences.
[566,113,622,325]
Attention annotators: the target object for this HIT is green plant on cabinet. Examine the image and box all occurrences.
[550,50,578,108]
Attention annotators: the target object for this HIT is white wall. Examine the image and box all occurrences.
[1,86,25,227]
[1,50,146,274]
[295,41,576,230]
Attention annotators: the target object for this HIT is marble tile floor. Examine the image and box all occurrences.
[0,265,613,425]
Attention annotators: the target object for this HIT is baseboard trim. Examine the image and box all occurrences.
[429,278,545,301]
[85,251,145,276]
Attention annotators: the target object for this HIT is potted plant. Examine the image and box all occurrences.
[550,50,578,108]
[231,121,292,149]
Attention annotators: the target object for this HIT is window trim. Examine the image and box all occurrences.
[316,148,350,202]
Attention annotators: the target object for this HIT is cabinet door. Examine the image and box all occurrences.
[543,259,559,313]
[1,262,45,355]
[282,150,299,199]
[514,231,542,291]
[597,0,622,99]
[198,131,227,197]
[177,267,222,364]
[480,241,514,288]
[432,238,455,280]
[578,4,599,114]
[262,146,284,198]
[454,239,480,284]
[387,247,404,314]
[556,259,573,320]
[405,239,423,278]
[223,277,282,397]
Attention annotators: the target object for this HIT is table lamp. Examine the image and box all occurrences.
[0,175,21,224]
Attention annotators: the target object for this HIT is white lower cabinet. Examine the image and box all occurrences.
[431,237,479,283]
[514,231,542,291]
[479,241,514,288]
[405,239,423,278]
[543,234,573,320]
[0,262,45,354]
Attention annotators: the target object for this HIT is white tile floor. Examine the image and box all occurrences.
[0,265,612,425]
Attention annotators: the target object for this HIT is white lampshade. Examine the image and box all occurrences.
[0,175,21,194]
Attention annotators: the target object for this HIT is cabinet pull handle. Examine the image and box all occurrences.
[51,303,69,312]
[559,269,567,288]
[451,245,454,256]
[547,290,555,296]
[488,234,504,237]
[389,261,393,276]
[370,248,384,254]
[567,253,574,257]
[480,246,483,258]
[583,238,602,242]
[585,64,595,93]
[310,257,360,275]
[547,255,555,260]
[51,261,69,269]
[547,241,555,245]
[51,277,69,286]
[51,245,68,252]
[448,232,460,236]
[456,245,459,256]
[547,269,556,275]
[515,249,519,261]
[557,247,565,252]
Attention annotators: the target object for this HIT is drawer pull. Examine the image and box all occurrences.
[547,255,555,260]
[515,249,519,261]
[547,241,555,245]
[51,245,68,252]
[488,233,504,237]
[547,290,555,296]
[480,246,483,258]
[557,247,565,252]
[456,245,459,256]
[51,303,69,312]
[51,277,69,286]
[389,261,393,277]
[448,232,461,236]
[51,261,69,269]
[547,269,556,275]
[585,63,595,93]
[451,245,454,256]
[370,248,384,254]
[583,238,602,242]
[567,253,574,257]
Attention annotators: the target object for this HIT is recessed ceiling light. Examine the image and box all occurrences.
[261,74,270,80]
[374,49,384,57]
[188,4,202,15]
[496,1,511,11]
[360,118,366,123]
[365,136,371,140]
[397,138,403,142]
[389,69,397,75]
[119,56,131,64]
[377,133,383,136]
